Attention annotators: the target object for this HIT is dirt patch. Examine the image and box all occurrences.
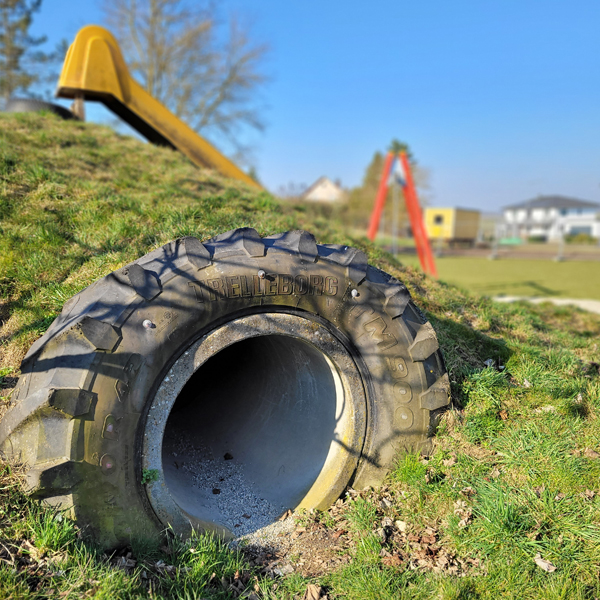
[243,514,351,578]
[241,489,484,580]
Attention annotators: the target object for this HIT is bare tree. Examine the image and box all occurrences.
[346,142,432,234]
[276,181,309,201]
[0,0,45,103]
[103,0,268,153]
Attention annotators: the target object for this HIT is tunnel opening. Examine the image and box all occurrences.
[161,334,344,536]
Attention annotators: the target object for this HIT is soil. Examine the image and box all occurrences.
[241,487,484,580]
[241,511,351,578]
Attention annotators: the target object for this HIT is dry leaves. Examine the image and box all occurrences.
[381,554,402,567]
[302,583,327,599]
[453,500,473,528]
[113,555,137,570]
[382,523,482,575]
[395,520,407,532]
[442,454,457,467]
[534,553,557,572]
[572,447,600,459]
[240,484,487,584]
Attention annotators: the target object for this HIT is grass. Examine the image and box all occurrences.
[1,113,600,598]
[398,254,600,300]
[0,464,254,598]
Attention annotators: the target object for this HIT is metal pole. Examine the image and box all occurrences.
[556,224,565,261]
[392,172,398,257]
[435,236,443,257]
[71,93,86,120]
[489,223,499,260]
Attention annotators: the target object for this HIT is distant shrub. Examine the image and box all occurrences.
[565,232,597,245]
[527,235,547,243]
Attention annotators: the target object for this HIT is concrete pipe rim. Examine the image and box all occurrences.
[141,312,367,539]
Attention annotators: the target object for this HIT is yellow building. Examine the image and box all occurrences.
[424,208,481,243]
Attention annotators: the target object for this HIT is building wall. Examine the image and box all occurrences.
[501,206,600,240]
[425,208,480,240]
[425,208,455,239]
[304,179,345,202]
[453,209,481,239]
[561,215,600,238]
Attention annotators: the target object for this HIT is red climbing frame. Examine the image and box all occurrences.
[367,150,437,277]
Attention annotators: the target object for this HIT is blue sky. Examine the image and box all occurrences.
[31,0,600,211]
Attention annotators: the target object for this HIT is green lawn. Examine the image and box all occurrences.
[1,113,600,599]
[398,255,600,300]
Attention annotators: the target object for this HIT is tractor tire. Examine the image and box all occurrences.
[4,97,78,120]
[0,229,449,549]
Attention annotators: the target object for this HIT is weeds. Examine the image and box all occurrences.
[141,469,160,485]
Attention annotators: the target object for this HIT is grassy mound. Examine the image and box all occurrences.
[1,113,600,599]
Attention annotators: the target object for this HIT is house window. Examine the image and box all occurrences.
[569,226,592,236]
[434,215,444,225]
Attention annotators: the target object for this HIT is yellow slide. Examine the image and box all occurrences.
[56,25,260,188]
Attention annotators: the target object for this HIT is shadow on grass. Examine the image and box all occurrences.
[429,314,512,408]
[474,280,560,297]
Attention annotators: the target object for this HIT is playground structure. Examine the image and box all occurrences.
[0,26,449,549]
[367,151,438,277]
[56,25,259,188]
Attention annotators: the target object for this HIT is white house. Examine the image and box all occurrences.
[301,177,346,203]
[501,195,600,241]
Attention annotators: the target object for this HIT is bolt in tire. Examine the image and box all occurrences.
[0,229,449,548]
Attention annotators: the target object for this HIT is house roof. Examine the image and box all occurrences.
[301,176,342,198]
[503,195,600,211]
